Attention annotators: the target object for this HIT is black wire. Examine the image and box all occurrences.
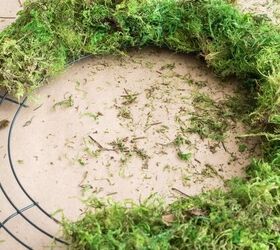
[5,97,69,245]
[0,55,93,248]
[8,98,59,224]
[0,204,36,249]
[1,203,36,225]
[0,182,68,245]
[0,92,28,107]
[0,91,8,105]
[0,223,33,250]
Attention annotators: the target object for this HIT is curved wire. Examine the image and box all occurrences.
[0,91,8,105]
[1,203,36,225]
[0,55,93,248]
[0,203,36,249]
[6,55,93,225]
[0,222,32,250]
[8,98,59,223]
[6,97,69,245]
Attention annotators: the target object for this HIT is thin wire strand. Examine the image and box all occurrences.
[1,203,36,225]
[0,55,93,248]
[0,223,32,250]
[6,97,68,245]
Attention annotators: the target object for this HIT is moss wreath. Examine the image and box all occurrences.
[0,0,280,249]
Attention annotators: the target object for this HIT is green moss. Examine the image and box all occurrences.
[187,92,248,141]
[177,151,192,162]
[1,0,280,249]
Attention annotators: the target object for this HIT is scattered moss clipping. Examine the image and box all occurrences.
[1,0,280,249]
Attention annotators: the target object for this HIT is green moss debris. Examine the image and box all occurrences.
[1,0,280,249]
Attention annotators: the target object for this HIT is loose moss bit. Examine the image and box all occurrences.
[133,146,149,161]
[82,111,103,121]
[0,119,9,130]
[121,89,139,105]
[187,91,255,141]
[109,137,129,153]
[182,174,191,186]
[187,93,228,141]
[222,93,256,123]
[238,143,247,153]
[77,158,86,166]
[160,63,176,71]
[188,114,227,141]
[52,95,74,110]
[117,107,132,119]
[177,151,192,162]
[173,134,190,146]
[201,164,224,180]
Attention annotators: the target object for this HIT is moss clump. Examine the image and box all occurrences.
[187,92,255,141]
[1,0,280,249]
[64,160,280,249]
[1,0,279,128]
